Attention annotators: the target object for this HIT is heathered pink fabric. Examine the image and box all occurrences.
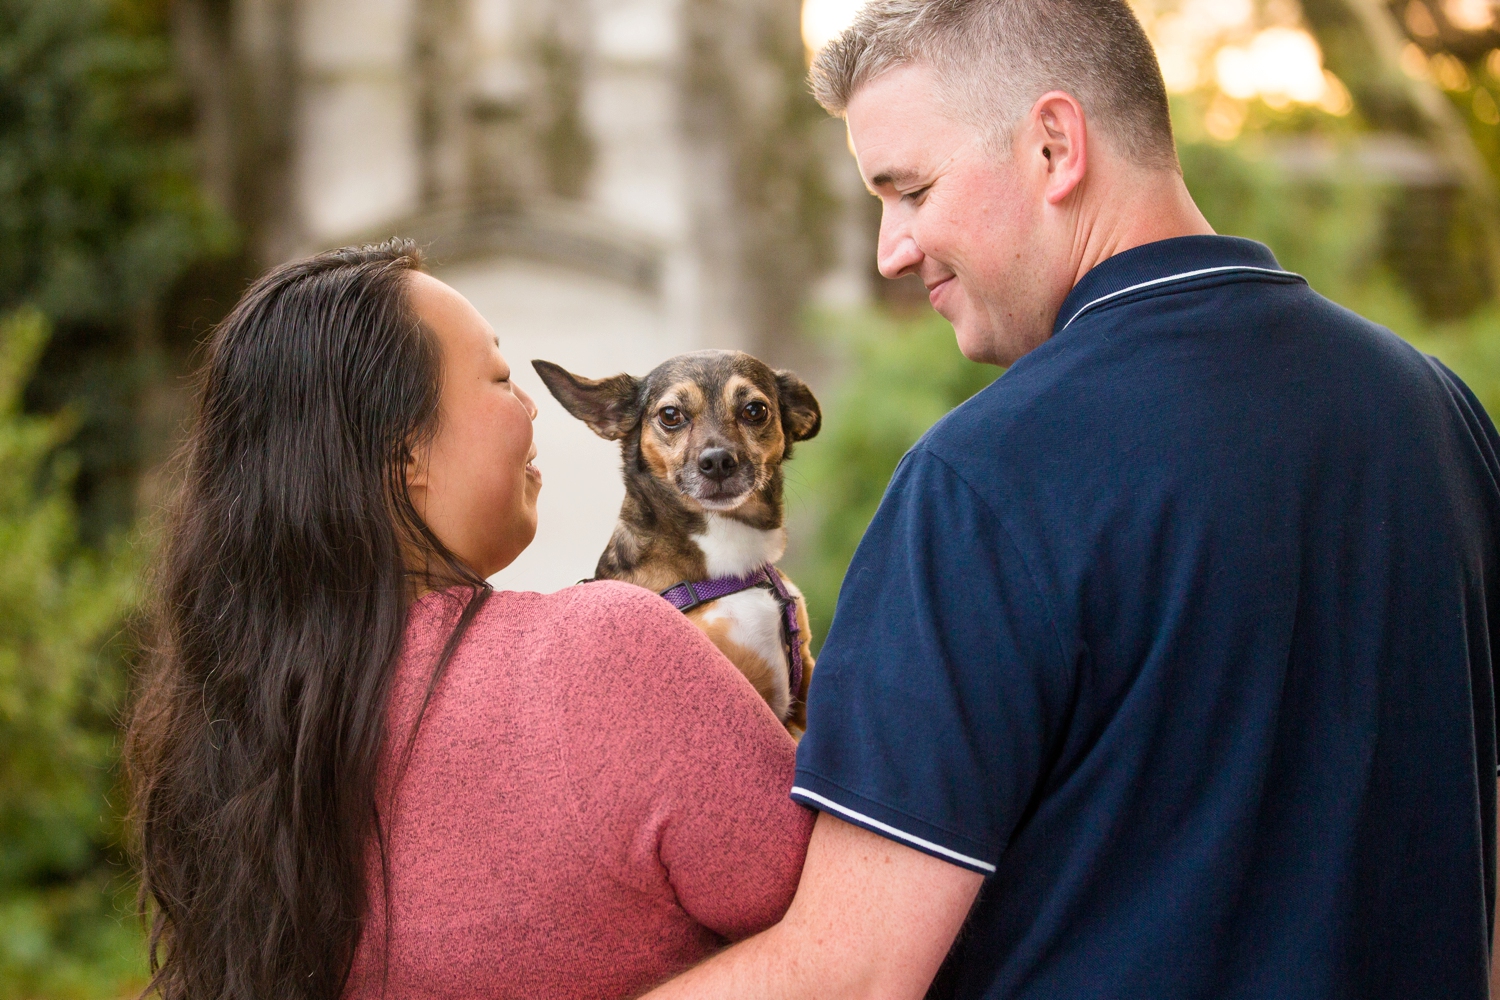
[343,580,813,999]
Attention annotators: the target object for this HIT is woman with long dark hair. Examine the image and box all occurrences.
[125,241,812,999]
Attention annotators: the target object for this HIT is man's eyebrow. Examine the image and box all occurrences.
[870,167,922,188]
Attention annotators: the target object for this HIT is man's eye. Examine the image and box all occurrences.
[742,401,769,424]
[901,186,931,203]
[659,406,685,428]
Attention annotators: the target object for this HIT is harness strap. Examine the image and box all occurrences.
[660,564,804,698]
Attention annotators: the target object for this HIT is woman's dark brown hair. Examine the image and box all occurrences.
[125,240,488,999]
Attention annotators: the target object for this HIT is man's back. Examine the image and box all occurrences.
[794,236,1500,997]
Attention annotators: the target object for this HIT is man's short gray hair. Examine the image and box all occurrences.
[811,0,1178,171]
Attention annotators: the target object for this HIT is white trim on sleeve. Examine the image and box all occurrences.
[1059,266,1302,332]
[790,786,998,873]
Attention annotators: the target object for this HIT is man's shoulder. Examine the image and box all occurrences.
[911,281,1487,511]
[911,352,1085,490]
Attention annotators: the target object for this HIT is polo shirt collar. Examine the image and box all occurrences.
[1053,236,1288,336]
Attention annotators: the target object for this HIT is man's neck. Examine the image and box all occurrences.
[1067,167,1216,290]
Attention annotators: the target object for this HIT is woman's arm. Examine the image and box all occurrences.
[641,813,982,1000]
[552,581,815,938]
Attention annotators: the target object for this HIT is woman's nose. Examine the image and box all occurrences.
[517,384,537,420]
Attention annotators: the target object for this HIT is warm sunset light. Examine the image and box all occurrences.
[801,1,1354,140]
[1214,27,1331,106]
[802,0,865,56]
[1134,0,1354,139]
[1445,0,1496,33]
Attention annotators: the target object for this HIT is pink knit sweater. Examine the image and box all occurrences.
[343,581,813,999]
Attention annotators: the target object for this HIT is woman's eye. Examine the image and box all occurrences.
[659,406,684,428]
[742,401,769,423]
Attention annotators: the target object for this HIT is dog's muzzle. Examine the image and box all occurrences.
[681,450,755,507]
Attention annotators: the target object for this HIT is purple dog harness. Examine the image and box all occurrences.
[659,566,805,696]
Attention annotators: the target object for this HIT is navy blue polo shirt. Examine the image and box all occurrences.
[794,236,1500,999]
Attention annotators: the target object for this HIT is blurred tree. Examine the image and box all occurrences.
[786,309,999,646]
[1304,0,1500,317]
[0,310,144,998]
[0,0,232,541]
[0,0,228,993]
[1130,0,1500,320]
[685,0,839,356]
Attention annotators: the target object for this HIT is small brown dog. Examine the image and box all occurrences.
[532,350,820,732]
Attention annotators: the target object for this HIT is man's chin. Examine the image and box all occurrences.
[950,315,992,362]
[953,319,1021,368]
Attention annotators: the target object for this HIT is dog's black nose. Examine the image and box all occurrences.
[698,448,739,482]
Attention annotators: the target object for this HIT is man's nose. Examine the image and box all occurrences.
[876,207,923,279]
[697,448,739,482]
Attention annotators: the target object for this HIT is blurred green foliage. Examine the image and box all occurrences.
[789,135,1500,649]
[0,0,219,321]
[0,310,145,998]
[0,0,224,994]
[0,0,232,540]
[786,308,999,644]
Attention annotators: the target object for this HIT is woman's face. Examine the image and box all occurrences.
[406,272,541,579]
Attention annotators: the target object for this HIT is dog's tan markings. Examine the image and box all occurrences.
[785,577,816,734]
[722,375,786,465]
[638,426,673,478]
[728,493,775,525]
[641,382,704,479]
[627,560,697,594]
[686,607,780,709]
[720,375,762,411]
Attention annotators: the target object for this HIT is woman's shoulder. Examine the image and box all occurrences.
[521,578,674,617]
[405,581,759,724]
[407,580,702,669]
[408,579,658,627]
[479,580,691,643]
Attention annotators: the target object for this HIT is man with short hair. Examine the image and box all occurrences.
[644,1,1500,996]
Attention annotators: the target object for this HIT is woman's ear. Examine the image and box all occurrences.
[775,370,822,443]
[531,360,642,440]
[405,437,430,500]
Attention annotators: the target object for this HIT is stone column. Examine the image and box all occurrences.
[293,0,423,247]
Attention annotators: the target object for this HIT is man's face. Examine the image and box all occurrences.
[846,64,1065,366]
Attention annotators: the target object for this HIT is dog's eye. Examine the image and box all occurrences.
[658,406,685,429]
[742,401,769,424]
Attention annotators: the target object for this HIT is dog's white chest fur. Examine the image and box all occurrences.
[697,590,791,715]
[691,515,786,577]
[691,516,793,716]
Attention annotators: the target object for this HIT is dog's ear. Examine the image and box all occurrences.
[531,360,642,441]
[775,370,821,443]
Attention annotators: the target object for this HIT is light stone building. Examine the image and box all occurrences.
[175,0,871,591]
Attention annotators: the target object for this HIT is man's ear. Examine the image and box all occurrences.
[775,370,822,444]
[531,360,642,441]
[1032,90,1088,206]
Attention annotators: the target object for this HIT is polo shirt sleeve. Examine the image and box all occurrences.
[1426,358,1500,777]
[793,446,1073,875]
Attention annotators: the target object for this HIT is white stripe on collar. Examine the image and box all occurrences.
[1059,265,1303,333]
